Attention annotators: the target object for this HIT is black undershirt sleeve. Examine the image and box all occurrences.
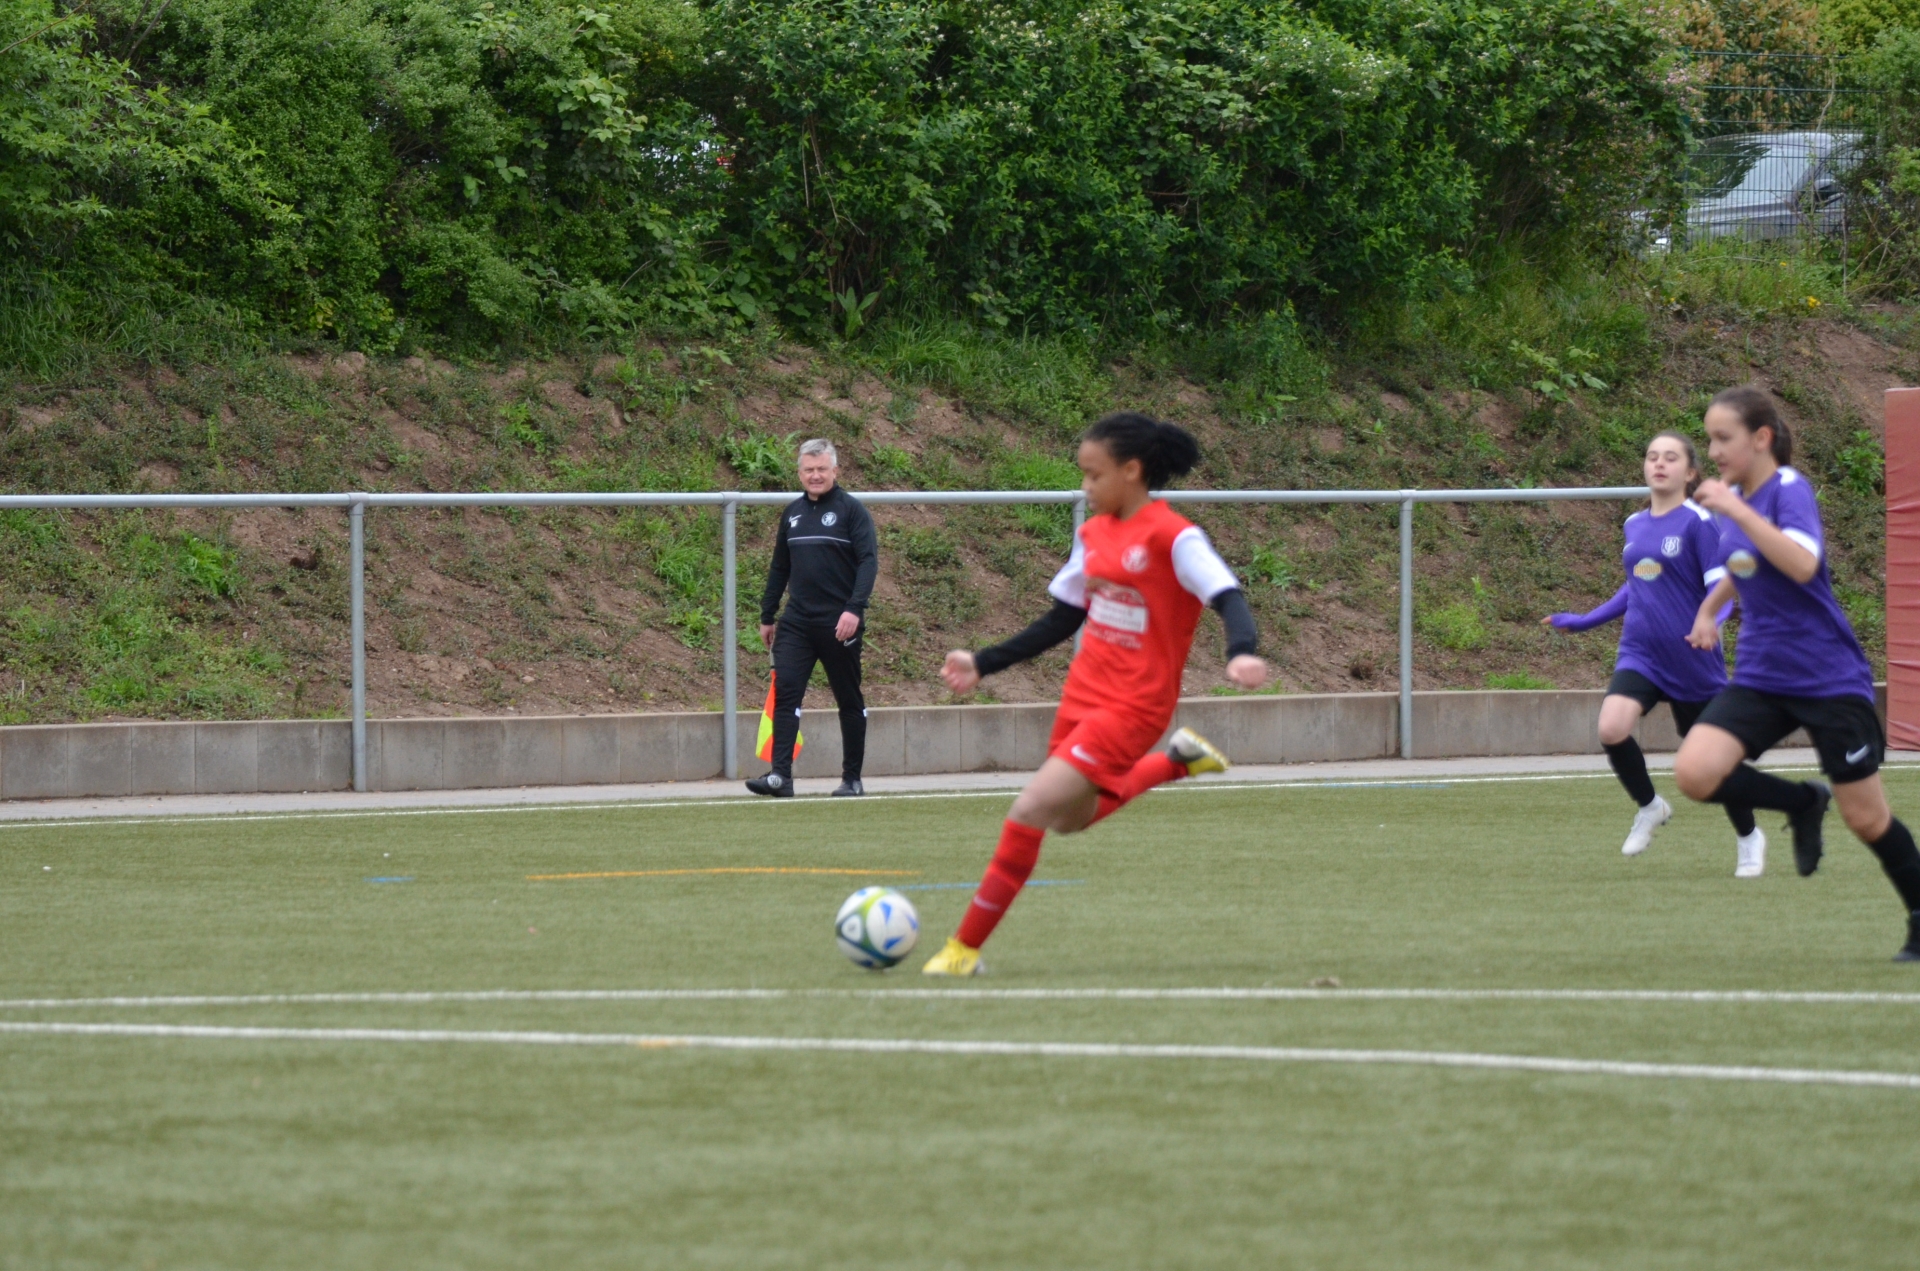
[972,600,1086,676]
[1212,588,1258,660]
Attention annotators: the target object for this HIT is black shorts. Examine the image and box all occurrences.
[1694,685,1885,784]
[1606,669,1710,735]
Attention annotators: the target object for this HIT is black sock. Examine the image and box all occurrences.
[1724,803,1757,837]
[1709,764,1816,815]
[1866,818,1920,913]
[1604,739,1657,807]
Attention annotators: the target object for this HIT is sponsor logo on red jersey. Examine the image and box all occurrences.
[1087,580,1148,647]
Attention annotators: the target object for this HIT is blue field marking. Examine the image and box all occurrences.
[365,876,415,884]
[899,880,1085,891]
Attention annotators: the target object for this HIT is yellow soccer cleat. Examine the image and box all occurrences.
[1167,726,1230,777]
[920,937,986,977]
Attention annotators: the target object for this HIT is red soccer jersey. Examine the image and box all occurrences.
[1049,499,1239,722]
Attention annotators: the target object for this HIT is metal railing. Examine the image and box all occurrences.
[0,484,1649,787]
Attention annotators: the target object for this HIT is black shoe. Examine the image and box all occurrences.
[832,779,865,797]
[745,773,793,798]
[1790,780,1832,877]
[1897,913,1920,963]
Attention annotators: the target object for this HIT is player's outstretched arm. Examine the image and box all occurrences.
[944,601,1089,696]
[1542,583,1628,632]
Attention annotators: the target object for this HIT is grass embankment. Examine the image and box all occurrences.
[0,246,1911,723]
[4,774,1920,1266]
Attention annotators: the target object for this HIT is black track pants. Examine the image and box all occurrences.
[769,620,866,780]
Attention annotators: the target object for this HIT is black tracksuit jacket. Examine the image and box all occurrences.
[760,486,879,627]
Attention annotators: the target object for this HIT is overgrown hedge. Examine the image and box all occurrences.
[2,0,1687,359]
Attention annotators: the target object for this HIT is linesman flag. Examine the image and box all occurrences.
[754,673,803,763]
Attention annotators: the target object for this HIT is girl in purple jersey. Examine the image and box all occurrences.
[1673,386,1920,962]
[1545,432,1761,873]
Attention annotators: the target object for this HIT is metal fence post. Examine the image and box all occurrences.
[722,494,739,781]
[1399,495,1414,760]
[349,494,368,792]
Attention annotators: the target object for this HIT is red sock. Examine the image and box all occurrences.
[955,820,1044,949]
[1090,752,1186,825]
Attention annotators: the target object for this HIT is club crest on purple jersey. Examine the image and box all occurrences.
[1661,535,1682,556]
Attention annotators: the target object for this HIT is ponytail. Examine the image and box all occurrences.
[1709,385,1793,465]
[1084,412,1201,488]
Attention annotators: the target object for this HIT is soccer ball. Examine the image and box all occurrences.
[835,887,920,969]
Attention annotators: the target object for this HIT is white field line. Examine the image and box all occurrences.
[9,759,1920,832]
[4,986,1920,1010]
[1,1019,1915,1090]
[0,770,1769,831]
[5,758,1918,832]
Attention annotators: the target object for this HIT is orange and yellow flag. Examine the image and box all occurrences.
[754,673,804,762]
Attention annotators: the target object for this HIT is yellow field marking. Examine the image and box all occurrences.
[525,866,921,882]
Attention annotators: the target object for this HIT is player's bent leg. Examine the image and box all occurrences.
[1671,724,1747,802]
[1596,694,1644,748]
[1085,730,1220,827]
[1009,757,1102,833]
[926,761,1100,975]
[1834,774,1893,842]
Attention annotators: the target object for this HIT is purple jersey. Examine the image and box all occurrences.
[1550,502,1730,700]
[1614,502,1731,701]
[1715,467,1874,701]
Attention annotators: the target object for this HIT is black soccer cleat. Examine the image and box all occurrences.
[745,773,793,798]
[1789,780,1831,877]
[832,779,865,797]
[1897,913,1920,964]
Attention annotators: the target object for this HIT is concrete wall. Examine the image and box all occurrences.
[0,686,1887,800]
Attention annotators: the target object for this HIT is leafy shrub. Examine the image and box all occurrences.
[1247,546,1301,590]
[1846,30,1920,297]
[722,430,799,488]
[1821,0,1920,51]
[1836,430,1886,495]
[1,0,1689,358]
[177,535,238,598]
[1418,600,1487,650]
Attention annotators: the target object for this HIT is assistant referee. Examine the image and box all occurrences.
[747,438,878,798]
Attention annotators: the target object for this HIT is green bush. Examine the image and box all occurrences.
[2,0,1690,358]
[1418,600,1488,651]
[1822,0,1920,51]
[1485,670,1553,690]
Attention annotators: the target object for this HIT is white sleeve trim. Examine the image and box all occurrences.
[1703,566,1727,585]
[1046,531,1088,608]
[1782,528,1822,561]
[1684,499,1713,521]
[1171,526,1240,603]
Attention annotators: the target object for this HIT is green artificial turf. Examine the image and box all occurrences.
[4,769,1920,1269]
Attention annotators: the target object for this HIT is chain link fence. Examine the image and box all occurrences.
[1659,51,1876,264]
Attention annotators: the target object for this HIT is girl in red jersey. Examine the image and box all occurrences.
[921,413,1267,976]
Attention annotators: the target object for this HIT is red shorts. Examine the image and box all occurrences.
[1047,701,1171,795]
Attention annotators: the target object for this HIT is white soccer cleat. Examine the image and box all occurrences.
[1621,796,1672,856]
[1735,827,1767,879]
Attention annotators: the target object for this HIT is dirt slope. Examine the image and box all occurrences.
[0,311,1913,724]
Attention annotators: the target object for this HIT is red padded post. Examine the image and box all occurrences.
[1886,388,1920,748]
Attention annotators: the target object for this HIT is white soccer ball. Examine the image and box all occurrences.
[835,887,920,969]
